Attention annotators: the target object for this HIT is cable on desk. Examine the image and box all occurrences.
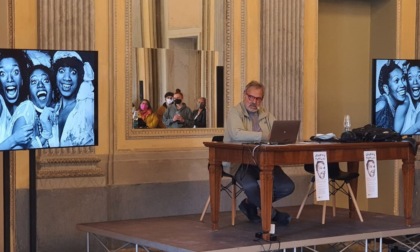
[252,144,260,157]
[237,143,260,181]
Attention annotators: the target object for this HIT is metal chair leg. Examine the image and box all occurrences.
[231,184,237,226]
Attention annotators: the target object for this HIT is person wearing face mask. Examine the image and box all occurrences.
[224,80,295,227]
[162,90,193,128]
[156,91,174,128]
[192,97,206,128]
[137,99,158,129]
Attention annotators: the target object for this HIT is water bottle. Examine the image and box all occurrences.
[133,111,138,128]
[343,114,351,132]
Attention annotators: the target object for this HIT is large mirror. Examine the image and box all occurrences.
[133,48,221,128]
[127,0,227,137]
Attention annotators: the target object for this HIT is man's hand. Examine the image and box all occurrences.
[173,114,185,123]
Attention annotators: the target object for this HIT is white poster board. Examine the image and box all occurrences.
[313,151,330,201]
[364,150,378,198]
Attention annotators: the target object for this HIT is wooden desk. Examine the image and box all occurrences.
[203,141,417,241]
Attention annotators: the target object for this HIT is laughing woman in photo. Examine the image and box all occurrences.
[394,60,420,134]
[50,51,95,147]
[10,50,57,149]
[0,50,33,150]
[375,60,407,129]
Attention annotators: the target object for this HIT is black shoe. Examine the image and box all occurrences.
[238,199,261,223]
[272,210,291,226]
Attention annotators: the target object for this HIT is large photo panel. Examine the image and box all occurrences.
[373,59,420,136]
[0,49,98,150]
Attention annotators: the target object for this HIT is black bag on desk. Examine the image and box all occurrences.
[339,131,360,143]
[346,124,401,142]
[137,118,147,128]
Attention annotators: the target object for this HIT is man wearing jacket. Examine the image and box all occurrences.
[224,80,295,226]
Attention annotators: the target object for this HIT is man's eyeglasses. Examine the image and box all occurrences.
[245,93,263,103]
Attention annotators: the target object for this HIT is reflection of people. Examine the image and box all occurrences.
[0,50,33,150]
[376,60,406,129]
[395,61,420,134]
[366,159,376,178]
[137,99,158,128]
[11,50,57,149]
[315,161,326,179]
[192,97,206,128]
[50,51,95,147]
[224,80,294,226]
[156,91,174,128]
[162,90,193,128]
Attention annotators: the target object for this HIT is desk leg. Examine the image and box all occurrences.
[402,157,415,227]
[259,165,274,241]
[347,161,359,219]
[208,149,222,230]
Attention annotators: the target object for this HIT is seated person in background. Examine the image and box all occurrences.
[192,97,206,128]
[162,90,193,128]
[224,80,295,226]
[137,99,158,128]
[156,91,174,128]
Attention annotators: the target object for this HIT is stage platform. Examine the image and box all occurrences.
[77,205,420,252]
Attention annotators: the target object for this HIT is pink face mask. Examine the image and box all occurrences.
[140,104,148,110]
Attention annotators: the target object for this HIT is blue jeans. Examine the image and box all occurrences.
[235,164,295,215]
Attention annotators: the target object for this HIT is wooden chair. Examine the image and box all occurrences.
[296,162,364,224]
[199,136,244,226]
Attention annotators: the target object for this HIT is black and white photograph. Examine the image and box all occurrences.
[373,59,420,135]
[313,151,329,201]
[364,150,378,199]
[0,49,98,151]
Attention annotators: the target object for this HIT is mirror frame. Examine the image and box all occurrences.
[125,0,232,139]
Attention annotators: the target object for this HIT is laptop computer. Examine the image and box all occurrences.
[265,120,301,145]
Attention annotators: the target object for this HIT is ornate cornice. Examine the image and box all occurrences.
[416,0,420,58]
[225,0,232,116]
[396,0,401,58]
[8,0,14,47]
[241,0,246,88]
[37,156,103,178]
[125,0,133,139]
